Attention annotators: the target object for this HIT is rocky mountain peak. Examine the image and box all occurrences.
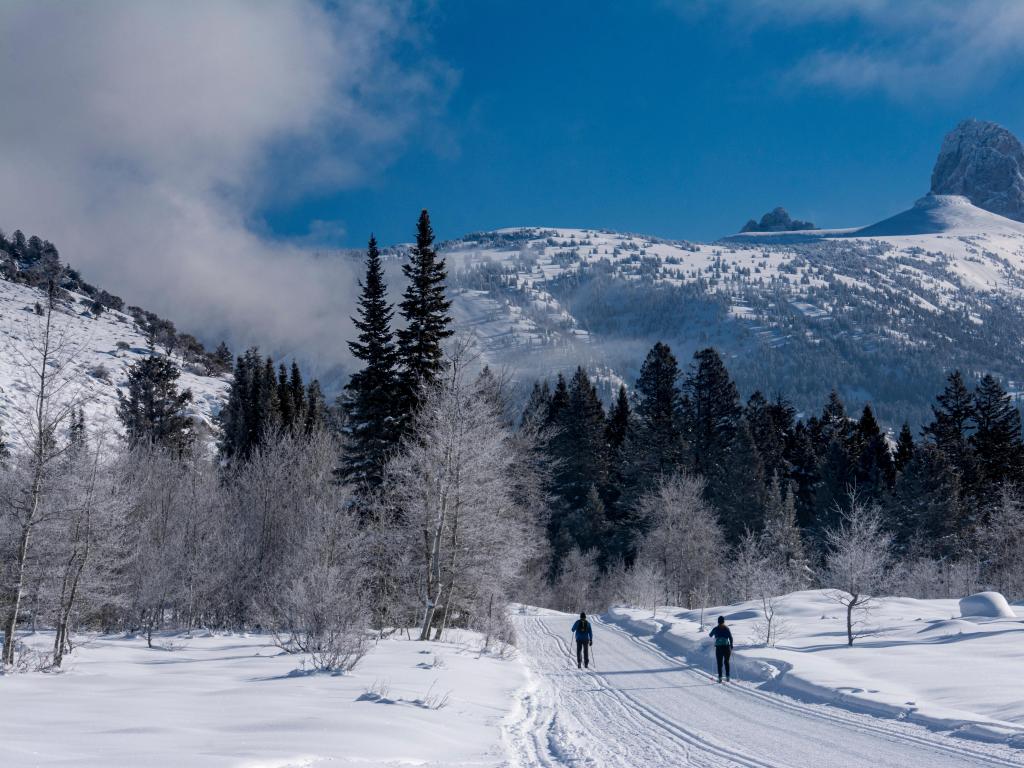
[930,118,1024,222]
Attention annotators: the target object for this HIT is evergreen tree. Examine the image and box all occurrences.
[219,348,304,462]
[852,405,895,500]
[397,210,452,419]
[787,421,821,529]
[213,341,233,372]
[341,235,402,488]
[520,380,551,429]
[815,437,853,532]
[277,363,295,432]
[630,342,685,480]
[889,443,962,556]
[682,348,742,514]
[746,392,794,484]
[714,417,765,541]
[605,384,631,459]
[922,370,977,491]
[116,355,194,453]
[604,383,632,530]
[289,362,306,425]
[682,347,741,479]
[811,390,854,453]
[304,380,326,435]
[547,368,609,560]
[546,373,570,428]
[762,474,808,586]
[971,374,1023,497]
[894,422,915,474]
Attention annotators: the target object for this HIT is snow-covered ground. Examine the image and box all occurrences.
[0,629,523,767]
[0,278,228,448]
[6,599,1024,767]
[608,590,1024,744]
[509,607,1024,767]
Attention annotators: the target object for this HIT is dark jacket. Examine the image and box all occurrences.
[571,618,593,643]
[709,624,733,647]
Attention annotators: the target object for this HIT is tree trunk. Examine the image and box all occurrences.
[846,597,856,646]
[2,513,37,666]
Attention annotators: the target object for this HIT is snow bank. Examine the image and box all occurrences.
[607,590,1024,746]
[0,629,524,766]
[960,591,1017,618]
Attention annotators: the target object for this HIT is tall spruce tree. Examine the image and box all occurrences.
[894,422,915,474]
[521,380,552,429]
[604,384,632,522]
[547,367,609,559]
[746,392,794,484]
[682,347,741,511]
[852,405,895,501]
[923,370,977,501]
[889,443,962,556]
[682,348,741,473]
[629,342,685,481]
[116,355,194,453]
[304,380,326,435]
[341,235,402,488]
[397,210,452,420]
[971,374,1023,498]
[289,361,306,425]
[714,417,765,541]
[787,421,821,529]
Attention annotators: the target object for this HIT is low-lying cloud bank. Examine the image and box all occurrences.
[0,0,451,381]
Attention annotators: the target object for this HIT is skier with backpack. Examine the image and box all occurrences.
[709,615,733,682]
[571,612,593,669]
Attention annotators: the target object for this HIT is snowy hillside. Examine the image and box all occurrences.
[441,194,1024,423]
[0,278,228,448]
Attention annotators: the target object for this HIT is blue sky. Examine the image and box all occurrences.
[262,1,1024,246]
[7,1,1024,362]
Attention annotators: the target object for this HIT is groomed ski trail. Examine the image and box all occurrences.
[504,609,1024,767]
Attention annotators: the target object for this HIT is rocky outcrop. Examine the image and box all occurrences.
[931,118,1024,222]
[740,207,815,233]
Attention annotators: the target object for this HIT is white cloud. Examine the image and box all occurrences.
[0,0,451,381]
[673,0,1024,98]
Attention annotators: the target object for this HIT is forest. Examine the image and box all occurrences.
[3,209,1024,673]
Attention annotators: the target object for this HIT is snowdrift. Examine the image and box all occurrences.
[960,591,1017,618]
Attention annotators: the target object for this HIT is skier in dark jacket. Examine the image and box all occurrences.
[709,616,733,682]
[571,612,593,669]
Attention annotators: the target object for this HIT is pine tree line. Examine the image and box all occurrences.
[526,341,1024,575]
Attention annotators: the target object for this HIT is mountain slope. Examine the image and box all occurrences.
[0,278,228,448]
[441,196,1024,426]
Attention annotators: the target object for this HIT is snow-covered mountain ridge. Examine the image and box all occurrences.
[440,191,1024,425]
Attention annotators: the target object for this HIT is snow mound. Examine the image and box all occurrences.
[853,194,1024,237]
[959,591,1017,618]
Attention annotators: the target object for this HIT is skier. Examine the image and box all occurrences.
[709,615,733,682]
[570,612,593,669]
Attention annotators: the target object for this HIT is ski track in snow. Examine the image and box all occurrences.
[505,611,1024,767]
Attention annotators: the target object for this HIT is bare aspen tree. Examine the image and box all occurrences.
[823,492,893,646]
[1,283,85,667]
[634,473,725,609]
[384,342,531,641]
